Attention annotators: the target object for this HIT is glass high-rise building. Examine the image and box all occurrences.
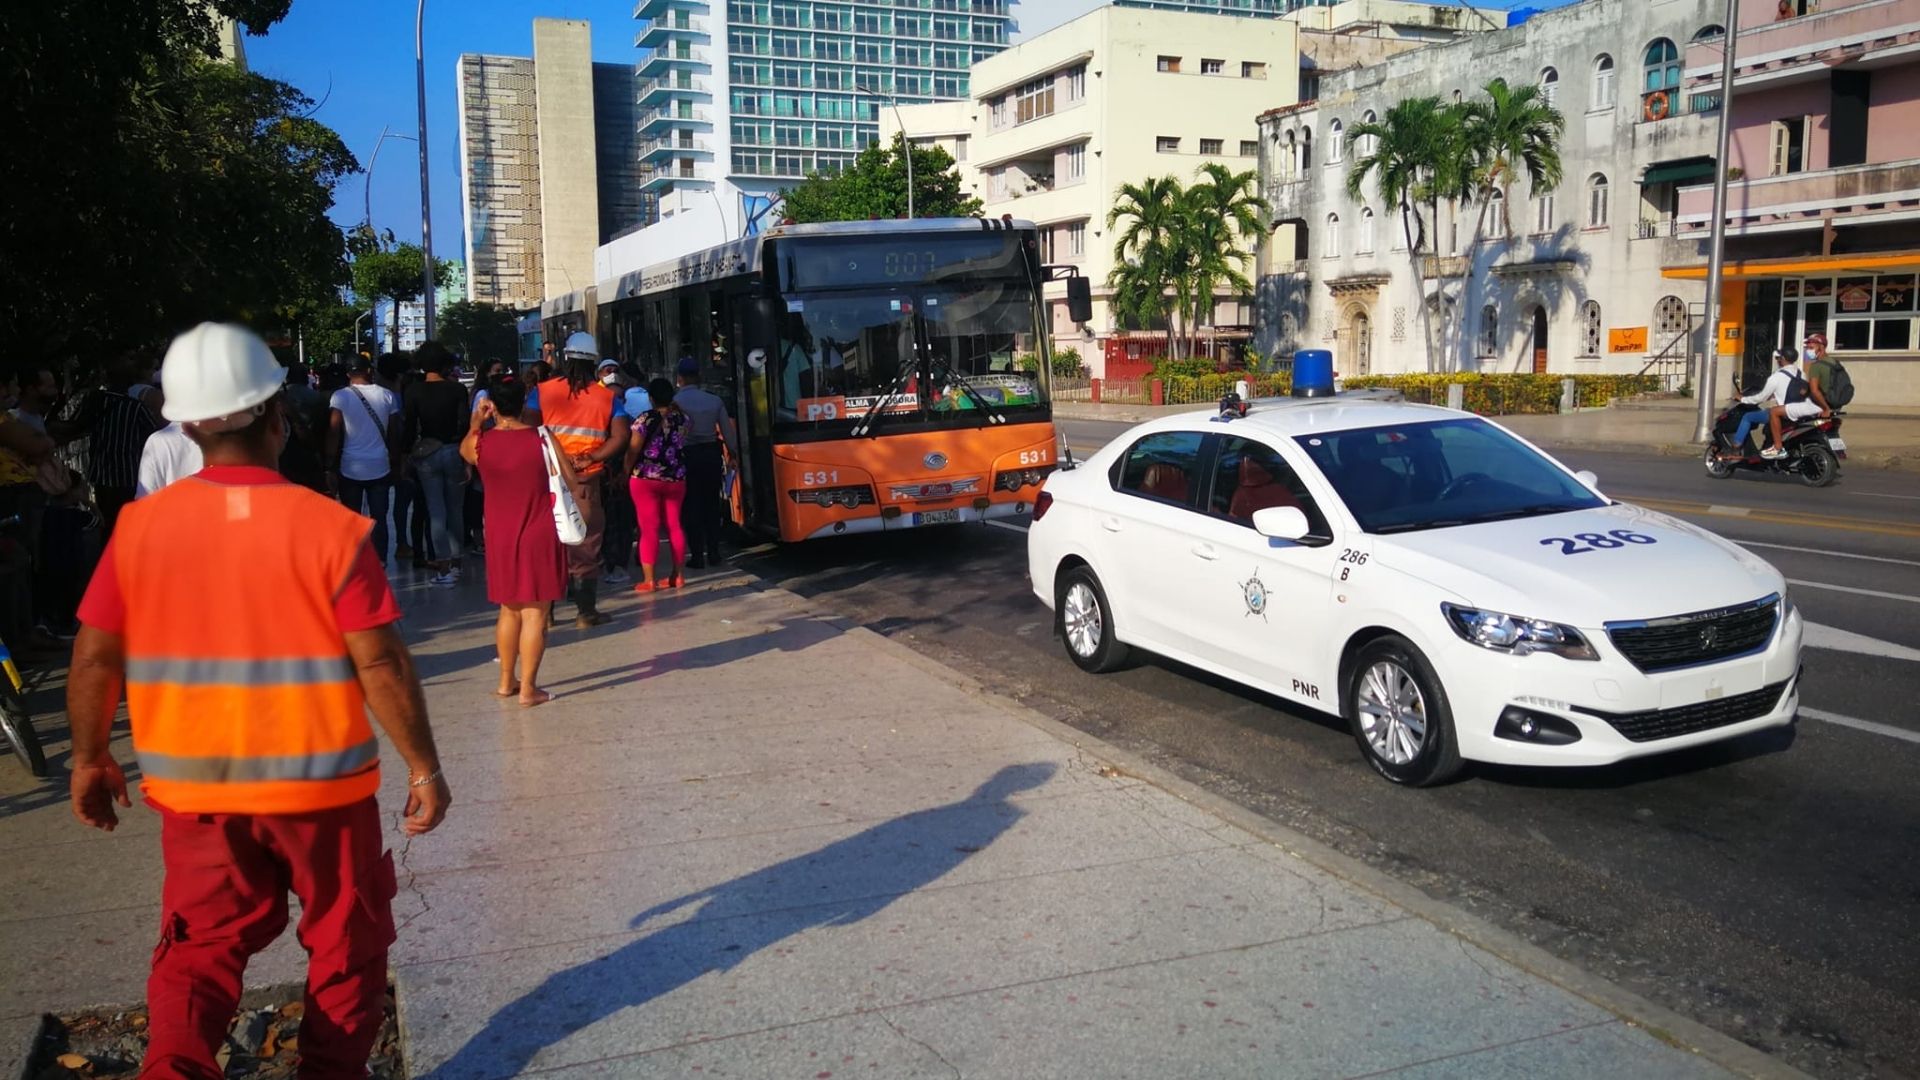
[626,0,1015,253]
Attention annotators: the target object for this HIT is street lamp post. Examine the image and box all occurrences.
[351,310,372,359]
[416,0,437,341]
[1695,0,1743,443]
[363,126,417,234]
[857,85,912,219]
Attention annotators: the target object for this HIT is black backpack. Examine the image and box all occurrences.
[1824,360,1856,409]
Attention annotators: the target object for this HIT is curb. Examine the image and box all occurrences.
[1527,436,1918,473]
[738,579,1812,1080]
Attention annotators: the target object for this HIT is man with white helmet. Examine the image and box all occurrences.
[66,323,450,1079]
[524,330,631,627]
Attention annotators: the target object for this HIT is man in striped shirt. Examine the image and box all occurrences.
[68,352,163,535]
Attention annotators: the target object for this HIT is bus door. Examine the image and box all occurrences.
[738,291,782,535]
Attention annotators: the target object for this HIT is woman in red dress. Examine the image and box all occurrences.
[460,376,570,707]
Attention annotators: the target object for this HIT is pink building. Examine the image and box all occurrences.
[1665,0,1920,404]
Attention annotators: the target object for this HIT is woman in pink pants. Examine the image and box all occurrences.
[625,377,688,592]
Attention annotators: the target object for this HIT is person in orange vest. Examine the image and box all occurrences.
[65,323,451,1080]
[524,331,631,627]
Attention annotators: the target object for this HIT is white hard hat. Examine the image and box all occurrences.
[160,323,282,429]
[562,331,598,357]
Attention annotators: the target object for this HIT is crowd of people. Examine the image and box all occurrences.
[46,321,745,1077]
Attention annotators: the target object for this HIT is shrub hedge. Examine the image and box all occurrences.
[1151,371,1659,413]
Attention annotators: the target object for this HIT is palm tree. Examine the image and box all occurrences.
[1346,96,1452,371]
[1107,176,1187,357]
[1452,77,1565,371]
[1182,163,1269,356]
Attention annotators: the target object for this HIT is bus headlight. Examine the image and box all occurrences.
[789,485,875,509]
[995,467,1053,492]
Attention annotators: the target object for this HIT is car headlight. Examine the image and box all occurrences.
[1779,588,1796,622]
[1441,603,1599,661]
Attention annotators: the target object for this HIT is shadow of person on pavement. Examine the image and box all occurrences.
[421,761,1058,1080]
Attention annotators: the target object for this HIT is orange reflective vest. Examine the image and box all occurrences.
[114,478,381,815]
[537,377,615,478]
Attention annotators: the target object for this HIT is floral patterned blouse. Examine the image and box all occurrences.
[632,407,688,483]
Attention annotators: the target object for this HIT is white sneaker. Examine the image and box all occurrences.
[1760,447,1786,459]
[429,570,460,587]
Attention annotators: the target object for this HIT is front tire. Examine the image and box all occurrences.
[0,691,47,778]
[1704,445,1733,479]
[1057,566,1129,674]
[1797,444,1838,488]
[1346,636,1462,787]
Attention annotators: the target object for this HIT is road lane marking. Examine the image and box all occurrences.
[1624,495,1920,539]
[1787,579,1920,605]
[1804,621,1920,662]
[1737,540,1920,568]
[1854,491,1920,501]
[1801,708,1920,746]
[986,520,1030,534]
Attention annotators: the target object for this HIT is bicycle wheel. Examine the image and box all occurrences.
[0,685,47,778]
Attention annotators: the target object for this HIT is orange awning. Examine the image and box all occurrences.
[1664,251,1920,280]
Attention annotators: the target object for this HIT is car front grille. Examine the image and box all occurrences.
[1604,595,1780,673]
[1572,680,1790,743]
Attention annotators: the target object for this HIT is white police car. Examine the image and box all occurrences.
[1027,378,1803,786]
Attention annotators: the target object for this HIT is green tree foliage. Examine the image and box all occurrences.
[350,244,452,308]
[1106,171,1268,361]
[1346,97,1455,372]
[781,135,982,222]
[438,300,522,364]
[0,1,359,373]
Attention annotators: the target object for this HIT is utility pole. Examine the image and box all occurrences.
[858,85,912,219]
[416,0,437,341]
[1695,0,1742,443]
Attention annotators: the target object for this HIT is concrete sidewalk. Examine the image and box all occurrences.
[1055,397,1920,471]
[2,573,1799,1078]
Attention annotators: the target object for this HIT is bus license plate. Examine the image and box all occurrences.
[914,508,961,526]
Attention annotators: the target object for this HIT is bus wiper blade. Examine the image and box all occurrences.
[929,354,1004,422]
[854,359,919,438]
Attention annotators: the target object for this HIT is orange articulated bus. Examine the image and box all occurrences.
[592,218,1091,542]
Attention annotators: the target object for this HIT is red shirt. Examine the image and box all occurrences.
[78,466,401,634]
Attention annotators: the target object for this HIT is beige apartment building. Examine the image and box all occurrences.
[890,7,1300,372]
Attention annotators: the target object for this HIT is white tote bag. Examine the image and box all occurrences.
[537,427,589,546]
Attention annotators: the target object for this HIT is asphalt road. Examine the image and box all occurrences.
[738,416,1920,1080]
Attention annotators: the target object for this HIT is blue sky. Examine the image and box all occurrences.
[248,0,1570,261]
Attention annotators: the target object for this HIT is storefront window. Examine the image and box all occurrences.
[1799,273,1920,352]
[1875,275,1915,312]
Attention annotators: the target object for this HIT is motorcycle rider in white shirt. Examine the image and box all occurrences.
[1733,348,1825,459]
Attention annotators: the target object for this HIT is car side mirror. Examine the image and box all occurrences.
[1252,505,1312,542]
[1574,469,1598,489]
[1066,276,1093,324]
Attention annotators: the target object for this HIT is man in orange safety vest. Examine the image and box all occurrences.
[66,323,451,1079]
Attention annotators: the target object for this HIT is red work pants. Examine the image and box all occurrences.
[144,796,396,1080]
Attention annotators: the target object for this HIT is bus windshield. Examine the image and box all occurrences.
[772,277,1048,433]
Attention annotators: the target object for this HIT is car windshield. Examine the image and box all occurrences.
[1294,418,1605,534]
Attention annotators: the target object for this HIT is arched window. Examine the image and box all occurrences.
[1586,173,1610,227]
[1539,66,1559,107]
[1299,128,1312,171]
[1591,54,1616,111]
[1487,188,1508,239]
[1580,300,1603,357]
[1692,24,1725,41]
[1280,130,1297,179]
[1327,119,1343,164]
[1324,212,1341,258]
[1479,304,1498,358]
[1654,295,1688,340]
[1358,110,1378,157]
[1357,207,1375,254]
[1643,38,1680,102]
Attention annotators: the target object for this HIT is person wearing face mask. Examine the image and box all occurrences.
[595,359,638,585]
[1800,333,1837,419]
[1731,347,1823,459]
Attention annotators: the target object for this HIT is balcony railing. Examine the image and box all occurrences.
[634,15,709,46]
[640,136,714,158]
[1674,157,1920,227]
[638,106,712,131]
[639,46,711,70]
[1633,218,1677,240]
[638,76,712,102]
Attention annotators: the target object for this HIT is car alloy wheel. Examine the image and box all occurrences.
[1063,582,1103,660]
[1345,635,1462,786]
[1357,660,1427,765]
[1056,566,1129,674]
